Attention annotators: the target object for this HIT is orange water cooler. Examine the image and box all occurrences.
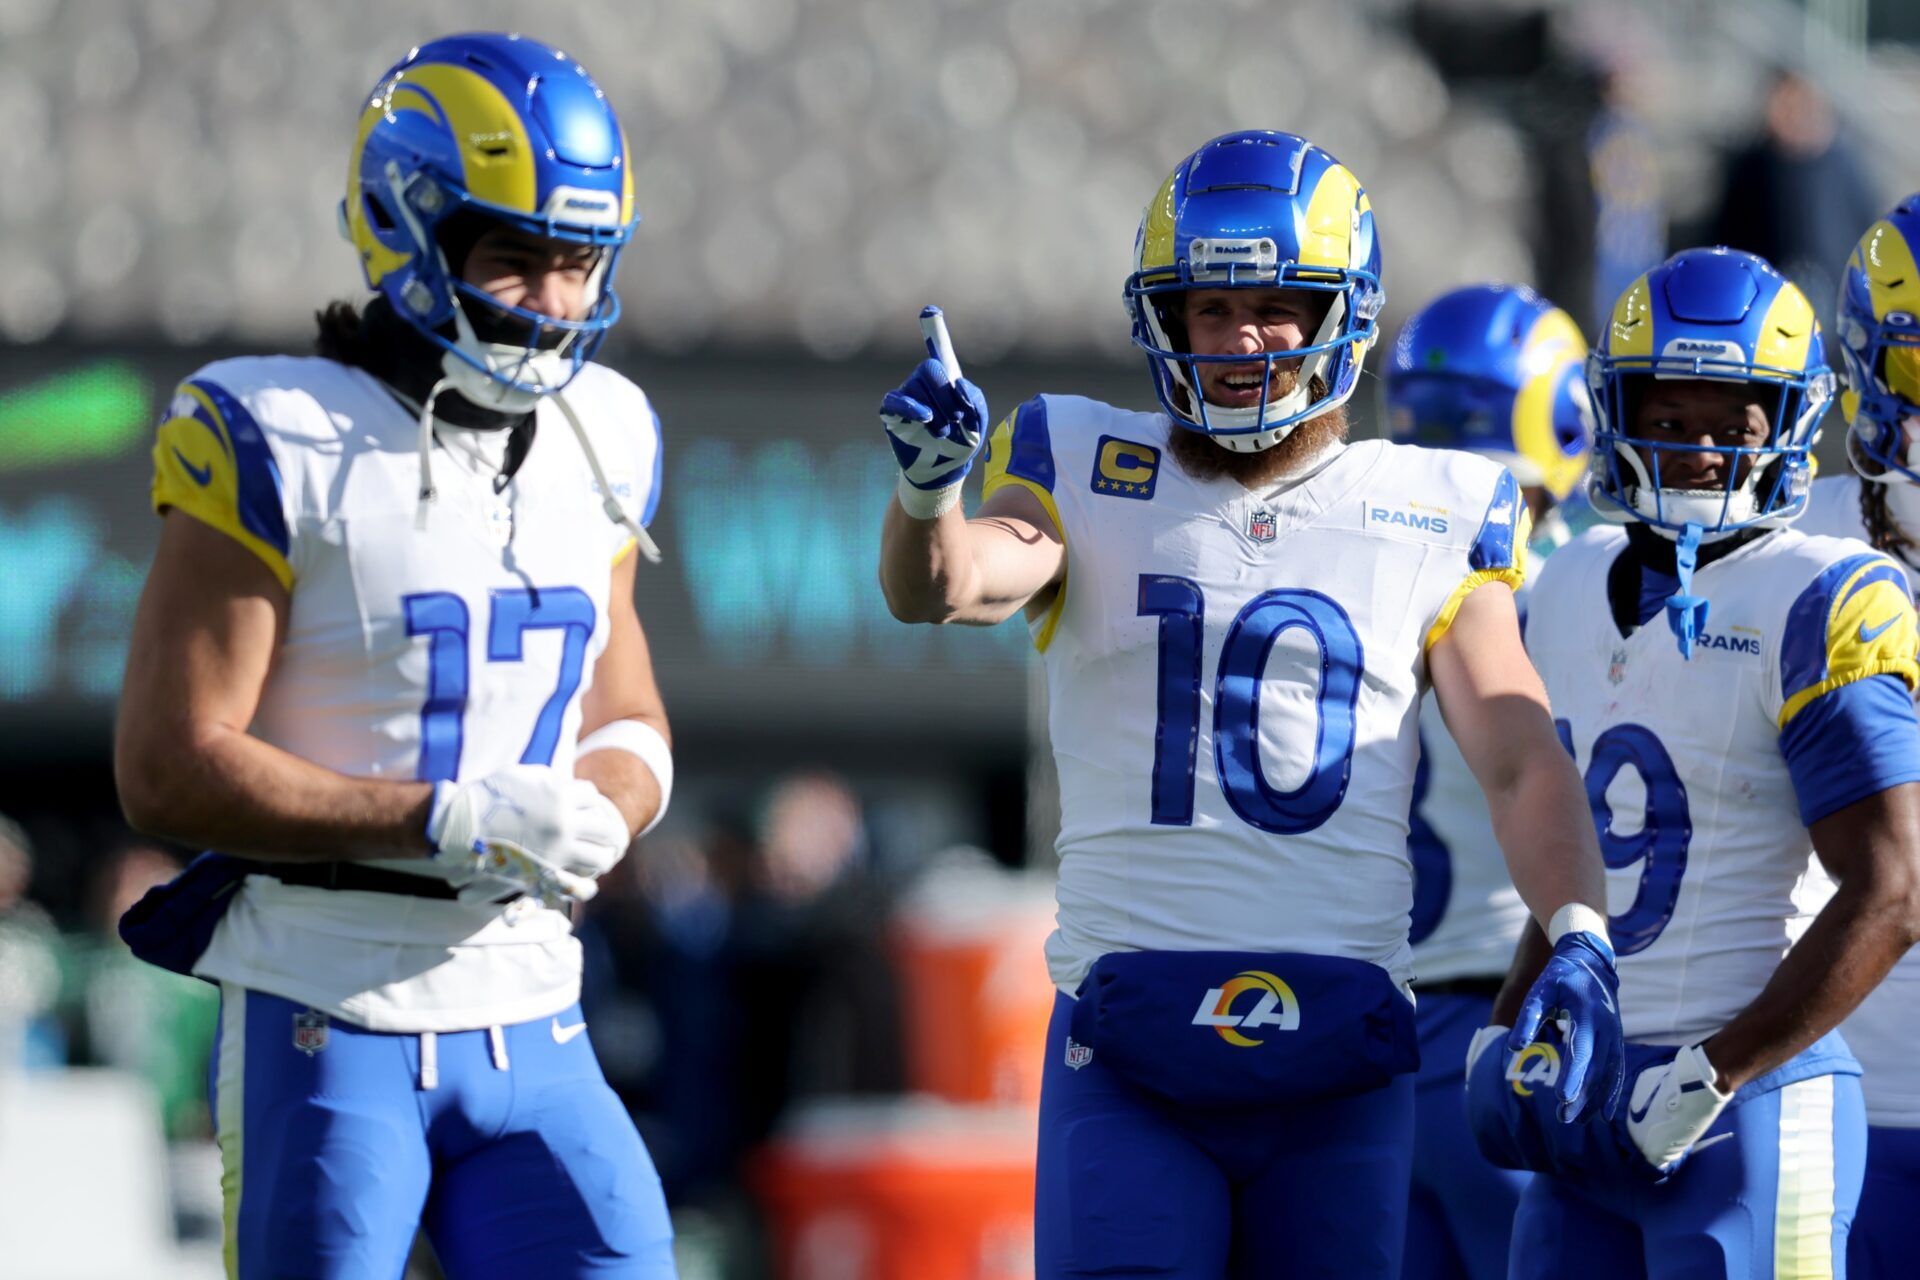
[754,862,1057,1279]
[754,1100,1037,1280]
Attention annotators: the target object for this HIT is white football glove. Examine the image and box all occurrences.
[1625,1043,1733,1172]
[429,765,632,908]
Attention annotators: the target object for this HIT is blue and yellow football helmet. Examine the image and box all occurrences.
[342,32,637,407]
[1124,131,1383,453]
[1837,195,1920,485]
[1587,247,1833,539]
[1386,284,1592,502]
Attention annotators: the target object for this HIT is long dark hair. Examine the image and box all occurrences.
[1859,479,1918,561]
[314,300,376,371]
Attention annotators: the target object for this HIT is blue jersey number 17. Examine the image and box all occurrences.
[403,586,597,781]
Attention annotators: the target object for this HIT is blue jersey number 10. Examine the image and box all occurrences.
[402,586,597,781]
[1139,575,1364,834]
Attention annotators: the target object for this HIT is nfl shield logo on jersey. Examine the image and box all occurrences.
[1246,508,1277,543]
[1064,1037,1094,1070]
[292,1010,329,1056]
[1608,647,1628,686]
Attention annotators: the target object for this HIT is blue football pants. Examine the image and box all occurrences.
[1035,991,1415,1278]
[1508,1070,1864,1280]
[1403,991,1529,1280]
[1850,1124,1920,1279]
[210,985,675,1279]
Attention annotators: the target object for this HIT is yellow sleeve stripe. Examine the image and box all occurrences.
[151,402,293,590]
[612,537,637,566]
[1779,561,1920,728]
[1779,659,1920,729]
[982,407,1067,654]
[1424,566,1524,655]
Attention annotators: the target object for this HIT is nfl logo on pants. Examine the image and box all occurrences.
[292,1010,329,1056]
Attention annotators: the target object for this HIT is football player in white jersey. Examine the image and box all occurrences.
[1470,245,1920,1280]
[1385,284,1596,1280]
[112,34,676,1278]
[876,130,1622,1278]
[1796,195,1920,1280]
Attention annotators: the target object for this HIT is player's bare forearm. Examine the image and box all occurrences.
[1483,733,1608,928]
[879,486,1063,626]
[1430,581,1607,925]
[119,723,436,861]
[116,512,436,861]
[1491,921,1554,1026]
[1703,784,1920,1091]
[880,498,985,622]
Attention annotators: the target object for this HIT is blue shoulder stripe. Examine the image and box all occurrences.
[1468,467,1522,572]
[188,378,289,558]
[1005,395,1055,492]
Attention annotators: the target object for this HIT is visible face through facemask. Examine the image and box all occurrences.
[459,225,604,325]
[1626,380,1771,493]
[1175,288,1333,412]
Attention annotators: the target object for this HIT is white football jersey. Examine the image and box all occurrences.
[150,355,661,1032]
[1798,473,1920,1127]
[1526,522,1918,1045]
[982,395,1529,993]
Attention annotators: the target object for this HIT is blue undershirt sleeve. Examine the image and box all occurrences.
[1779,673,1920,826]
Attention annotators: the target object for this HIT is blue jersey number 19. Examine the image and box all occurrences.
[1139,575,1364,835]
[1555,718,1692,955]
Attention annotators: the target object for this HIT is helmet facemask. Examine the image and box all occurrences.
[1128,262,1379,453]
[1587,361,1828,542]
[376,164,626,413]
[1840,318,1920,486]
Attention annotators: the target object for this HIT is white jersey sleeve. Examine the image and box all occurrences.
[153,356,659,1032]
[563,364,663,564]
[984,395,1529,992]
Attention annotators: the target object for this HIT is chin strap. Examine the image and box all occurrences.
[551,391,662,564]
[1665,522,1709,659]
[396,376,660,563]
[412,377,454,531]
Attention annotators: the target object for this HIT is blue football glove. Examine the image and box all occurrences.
[879,358,990,493]
[1508,931,1625,1124]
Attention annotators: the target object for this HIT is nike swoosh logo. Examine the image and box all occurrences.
[1689,1132,1734,1156]
[172,447,213,487]
[1629,1094,1656,1124]
[1860,616,1899,644]
[551,1019,588,1045]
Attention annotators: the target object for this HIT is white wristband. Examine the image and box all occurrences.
[578,719,673,837]
[895,476,963,520]
[1546,902,1611,949]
